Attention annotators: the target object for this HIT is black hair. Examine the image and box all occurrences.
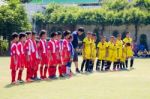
[26,31,32,35]
[40,30,47,37]
[126,32,130,35]
[11,32,19,40]
[32,31,37,35]
[51,32,57,38]
[92,33,96,36]
[57,31,62,35]
[63,30,71,37]
[78,27,84,32]
[19,33,26,39]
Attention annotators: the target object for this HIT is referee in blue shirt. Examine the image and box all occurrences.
[72,27,84,73]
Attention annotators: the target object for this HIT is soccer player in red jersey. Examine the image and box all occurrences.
[10,32,19,84]
[24,31,33,82]
[47,32,58,79]
[38,30,48,79]
[17,33,26,83]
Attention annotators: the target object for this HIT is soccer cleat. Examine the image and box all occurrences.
[34,77,41,81]
[76,68,80,73]
[26,79,34,82]
[17,80,24,83]
[11,81,16,85]
[59,75,65,78]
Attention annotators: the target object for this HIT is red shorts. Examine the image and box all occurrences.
[25,55,32,68]
[31,52,37,66]
[48,53,57,66]
[41,53,48,65]
[55,53,62,65]
[62,52,70,64]
[10,56,18,70]
[18,54,26,68]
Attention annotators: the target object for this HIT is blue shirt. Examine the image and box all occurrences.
[72,31,78,49]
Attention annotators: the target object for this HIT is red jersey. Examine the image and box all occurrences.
[24,39,32,56]
[47,39,57,65]
[10,42,20,70]
[55,40,62,64]
[17,42,25,68]
[39,39,48,65]
[61,39,70,63]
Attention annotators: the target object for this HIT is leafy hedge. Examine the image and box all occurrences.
[34,0,150,26]
[0,39,9,56]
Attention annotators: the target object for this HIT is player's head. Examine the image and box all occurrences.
[77,27,84,36]
[110,36,114,42]
[126,32,130,38]
[101,36,106,42]
[11,32,19,42]
[63,30,71,39]
[57,31,62,40]
[117,33,122,40]
[32,31,37,40]
[26,31,32,39]
[92,33,97,41]
[40,30,47,39]
[86,31,92,39]
[113,38,117,44]
[50,32,57,39]
[19,32,26,42]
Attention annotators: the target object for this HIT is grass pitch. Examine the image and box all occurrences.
[0,57,150,99]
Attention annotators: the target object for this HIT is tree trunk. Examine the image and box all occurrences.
[135,24,138,42]
[101,25,105,36]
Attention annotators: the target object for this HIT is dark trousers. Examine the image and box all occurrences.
[120,62,126,69]
[81,59,86,72]
[96,59,105,71]
[85,59,91,72]
[105,61,111,71]
[125,57,134,68]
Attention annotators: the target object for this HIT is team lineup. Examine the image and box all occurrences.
[10,27,134,84]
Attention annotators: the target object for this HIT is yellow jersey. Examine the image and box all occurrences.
[91,40,97,60]
[116,39,123,59]
[106,41,115,61]
[83,37,92,59]
[123,37,134,57]
[97,42,107,60]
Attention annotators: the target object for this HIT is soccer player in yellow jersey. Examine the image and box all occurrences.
[89,34,97,72]
[123,32,134,69]
[112,38,120,71]
[96,36,107,71]
[116,34,123,69]
[81,32,92,72]
[105,36,115,71]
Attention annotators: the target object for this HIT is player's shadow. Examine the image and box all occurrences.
[4,80,42,88]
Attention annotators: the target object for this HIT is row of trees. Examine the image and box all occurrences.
[34,0,150,41]
[0,0,31,39]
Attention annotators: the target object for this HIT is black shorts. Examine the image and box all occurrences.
[73,50,78,62]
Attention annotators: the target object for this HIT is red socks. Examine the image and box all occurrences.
[62,65,66,74]
[43,66,48,78]
[11,70,16,82]
[40,66,43,78]
[58,66,62,76]
[18,70,23,80]
[49,66,56,77]
[26,67,31,80]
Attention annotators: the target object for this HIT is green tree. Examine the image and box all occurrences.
[0,0,31,39]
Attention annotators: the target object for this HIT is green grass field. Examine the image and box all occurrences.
[0,57,150,99]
